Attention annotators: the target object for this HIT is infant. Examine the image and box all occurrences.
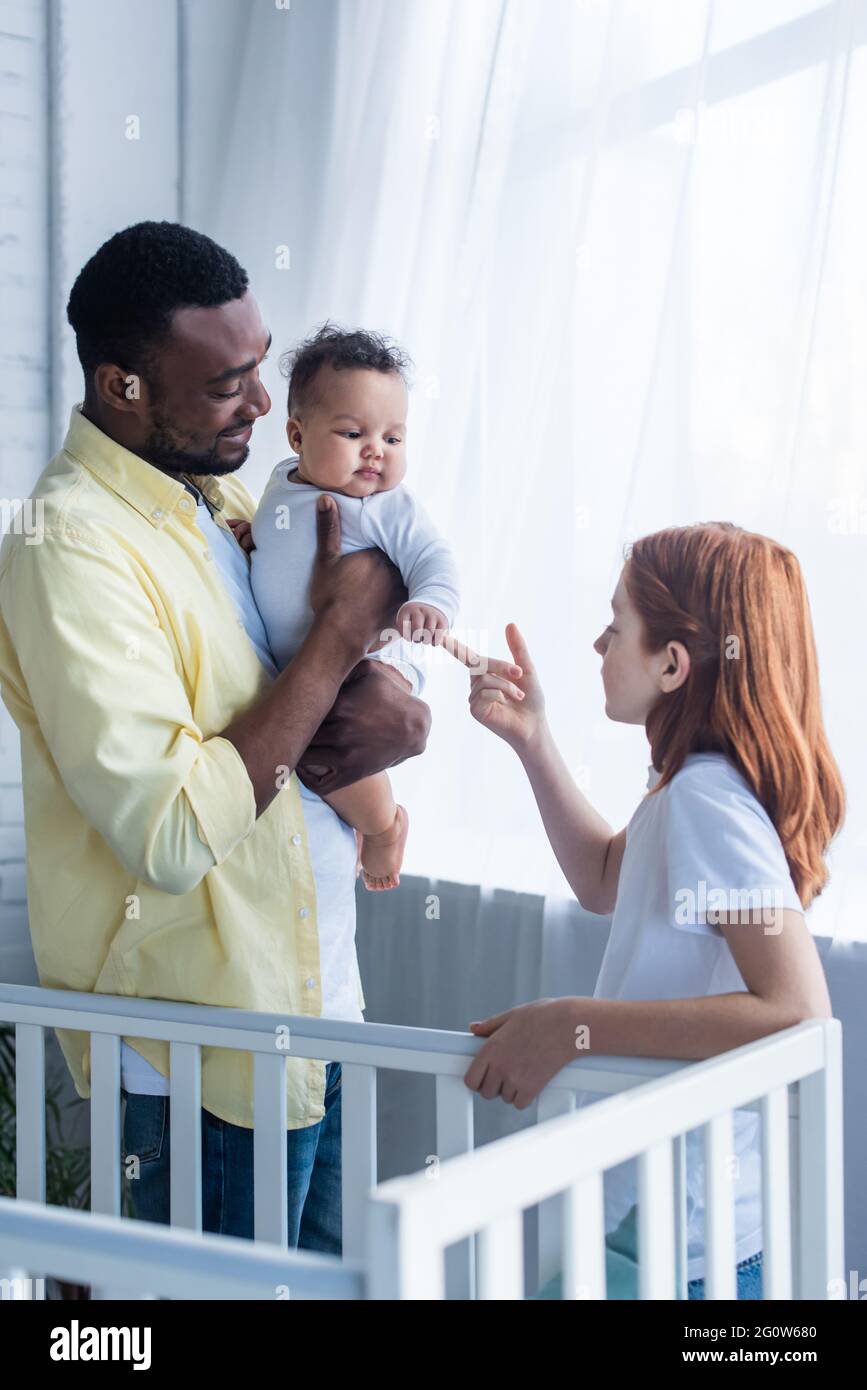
[248,325,460,889]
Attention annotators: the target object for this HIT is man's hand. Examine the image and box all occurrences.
[371,662,414,696]
[296,658,431,796]
[222,493,420,817]
[309,494,408,651]
[296,496,430,795]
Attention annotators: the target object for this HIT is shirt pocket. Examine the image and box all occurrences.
[102,879,212,996]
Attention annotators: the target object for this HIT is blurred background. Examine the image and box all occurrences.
[2,0,866,936]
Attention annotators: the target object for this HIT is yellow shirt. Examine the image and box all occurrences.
[0,405,340,1129]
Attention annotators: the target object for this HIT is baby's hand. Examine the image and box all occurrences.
[397,601,449,645]
[226,517,255,553]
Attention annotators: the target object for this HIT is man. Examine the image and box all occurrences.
[0,221,430,1251]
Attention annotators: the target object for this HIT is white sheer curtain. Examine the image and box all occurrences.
[196,0,867,940]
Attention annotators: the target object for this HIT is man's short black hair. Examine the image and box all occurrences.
[282,321,413,416]
[66,220,249,384]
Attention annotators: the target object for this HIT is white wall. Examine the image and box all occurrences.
[0,0,181,980]
[183,0,341,498]
[0,0,50,982]
[49,0,180,438]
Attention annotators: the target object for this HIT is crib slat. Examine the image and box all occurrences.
[435,1073,475,1298]
[368,1198,444,1299]
[638,1139,676,1298]
[15,1024,45,1206]
[789,1102,801,1296]
[253,1052,287,1245]
[562,1172,605,1299]
[0,1266,34,1299]
[170,1042,202,1231]
[89,1033,123,1300]
[90,1033,121,1217]
[703,1112,736,1299]
[760,1086,791,1298]
[341,1063,377,1261]
[673,1133,688,1298]
[478,1210,523,1299]
[536,1087,576,1292]
[797,1024,844,1298]
[12,1024,45,1298]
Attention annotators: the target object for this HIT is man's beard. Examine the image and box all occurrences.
[143,409,249,477]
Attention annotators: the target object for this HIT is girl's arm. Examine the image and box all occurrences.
[563,900,832,1059]
[520,726,626,914]
[465,907,832,1106]
[450,623,624,913]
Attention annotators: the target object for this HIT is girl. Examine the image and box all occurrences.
[456,522,844,1299]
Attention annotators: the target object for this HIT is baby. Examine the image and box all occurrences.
[247,324,459,890]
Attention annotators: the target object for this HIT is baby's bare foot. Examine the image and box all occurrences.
[361,805,409,891]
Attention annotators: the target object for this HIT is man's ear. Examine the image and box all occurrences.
[286,415,303,454]
[92,362,152,415]
[658,640,690,694]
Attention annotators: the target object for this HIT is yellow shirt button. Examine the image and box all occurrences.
[298,906,310,919]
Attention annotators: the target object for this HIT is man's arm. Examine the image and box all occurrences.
[0,525,254,896]
[222,495,430,813]
[0,498,422,895]
[295,657,431,797]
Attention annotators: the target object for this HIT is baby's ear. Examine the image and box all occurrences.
[286,415,303,453]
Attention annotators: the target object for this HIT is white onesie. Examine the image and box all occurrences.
[250,455,460,672]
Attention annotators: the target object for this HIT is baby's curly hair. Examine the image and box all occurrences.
[282,321,413,417]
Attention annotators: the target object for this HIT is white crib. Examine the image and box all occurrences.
[369,1018,843,1299]
[0,983,843,1299]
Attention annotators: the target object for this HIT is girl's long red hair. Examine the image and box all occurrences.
[625,523,844,907]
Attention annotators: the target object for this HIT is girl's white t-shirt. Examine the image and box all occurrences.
[584,750,804,1283]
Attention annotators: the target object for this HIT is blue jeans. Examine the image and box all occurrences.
[688,1249,763,1299]
[536,1203,764,1300]
[120,1061,342,1254]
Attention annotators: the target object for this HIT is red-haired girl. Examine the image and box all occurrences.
[458,522,844,1299]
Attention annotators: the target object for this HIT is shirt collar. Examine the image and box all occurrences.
[181,473,227,519]
[62,404,225,528]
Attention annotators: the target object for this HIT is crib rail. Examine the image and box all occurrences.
[0,1196,362,1301]
[368,1019,843,1300]
[0,982,696,1291]
[0,983,821,1300]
